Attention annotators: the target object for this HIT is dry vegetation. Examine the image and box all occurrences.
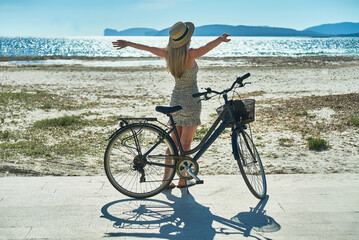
[1,56,358,176]
[257,93,359,136]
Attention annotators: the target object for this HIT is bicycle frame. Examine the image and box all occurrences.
[113,89,254,171]
[114,93,254,171]
[167,92,248,162]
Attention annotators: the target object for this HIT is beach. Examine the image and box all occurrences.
[0,56,358,176]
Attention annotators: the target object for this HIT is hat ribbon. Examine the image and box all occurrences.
[171,26,189,42]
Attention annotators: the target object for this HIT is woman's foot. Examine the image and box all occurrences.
[177,179,196,188]
[165,182,176,190]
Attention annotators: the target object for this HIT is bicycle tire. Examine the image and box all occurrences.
[233,129,267,199]
[104,123,177,198]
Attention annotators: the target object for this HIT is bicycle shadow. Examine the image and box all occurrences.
[101,190,280,239]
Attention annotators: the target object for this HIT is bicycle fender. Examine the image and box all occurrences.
[231,130,240,160]
[106,128,122,140]
[106,123,141,140]
[106,122,159,140]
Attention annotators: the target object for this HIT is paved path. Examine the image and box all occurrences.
[0,174,358,239]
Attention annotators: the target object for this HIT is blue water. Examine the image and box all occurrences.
[1,36,359,58]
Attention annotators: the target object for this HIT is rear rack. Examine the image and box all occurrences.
[119,117,157,128]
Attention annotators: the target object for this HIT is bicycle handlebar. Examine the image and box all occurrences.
[192,73,251,98]
[238,73,250,83]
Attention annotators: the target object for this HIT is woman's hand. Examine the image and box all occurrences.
[112,40,130,50]
[190,33,231,58]
[219,33,231,42]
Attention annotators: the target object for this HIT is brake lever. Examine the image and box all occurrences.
[197,94,206,103]
[197,94,211,103]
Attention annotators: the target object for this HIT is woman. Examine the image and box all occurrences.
[112,21,230,188]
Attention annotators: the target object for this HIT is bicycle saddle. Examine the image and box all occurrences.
[155,106,182,115]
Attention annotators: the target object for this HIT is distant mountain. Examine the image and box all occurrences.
[193,25,321,37]
[104,28,157,36]
[105,22,359,37]
[304,22,359,35]
[152,25,320,37]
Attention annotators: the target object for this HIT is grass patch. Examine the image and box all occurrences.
[0,91,53,110]
[0,137,95,159]
[0,141,52,158]
[41,103,53,111]
[0,130,10,140]
[234,91,266,99]
[307,137,329,151]
[81,114,120,127]
[194,125,209,140]
[0,91,41,103]
[209,113,218,118]
[194,125,229,141]
[278,137,294,147]
[0,90,96,112]
[294,110,308,117]
[33,115,85,129]
[348,115,359,127]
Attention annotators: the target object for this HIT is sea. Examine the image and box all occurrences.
[1,36,358,67]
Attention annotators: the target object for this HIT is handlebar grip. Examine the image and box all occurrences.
[241,73,250,80]
[236,73,251,85]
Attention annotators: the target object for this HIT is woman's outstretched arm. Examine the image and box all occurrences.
[189,33,231,59]
[112,40,166,57]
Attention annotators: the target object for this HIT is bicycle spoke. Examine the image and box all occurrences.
[236,130,266,199]
[104,124,176,198]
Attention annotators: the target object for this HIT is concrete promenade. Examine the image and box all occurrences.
[0,174,358,239]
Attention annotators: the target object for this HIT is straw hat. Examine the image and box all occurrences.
[168,22,195,48]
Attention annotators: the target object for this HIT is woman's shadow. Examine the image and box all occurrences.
[101,189,280,239]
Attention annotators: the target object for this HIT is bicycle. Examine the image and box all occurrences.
[104,73,267,199]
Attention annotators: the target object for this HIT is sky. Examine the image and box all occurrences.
[0,0,358,37]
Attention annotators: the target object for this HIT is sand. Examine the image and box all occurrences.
[0,56,358,176]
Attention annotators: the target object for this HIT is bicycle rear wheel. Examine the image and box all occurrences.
[104,123,177,198]
[234,129,266,199]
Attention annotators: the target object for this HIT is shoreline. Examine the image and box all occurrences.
[1,56,359,75]
[1,55,359,68]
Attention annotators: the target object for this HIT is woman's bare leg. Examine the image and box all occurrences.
[163,126,183,185]
[164,125,198,187]
[177,126,198,187]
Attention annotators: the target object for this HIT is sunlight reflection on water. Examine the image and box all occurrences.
[1,36,358,58]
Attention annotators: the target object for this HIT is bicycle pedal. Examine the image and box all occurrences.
[196,180,204,184]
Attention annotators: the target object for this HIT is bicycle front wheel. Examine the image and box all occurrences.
[104,123,177,198]
[234,129,266,199]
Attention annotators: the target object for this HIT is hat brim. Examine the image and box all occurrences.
[168,22,195,48]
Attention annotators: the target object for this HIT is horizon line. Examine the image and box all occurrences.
[112,21,359,32]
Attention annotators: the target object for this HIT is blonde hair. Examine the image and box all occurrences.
[166,42,190,78]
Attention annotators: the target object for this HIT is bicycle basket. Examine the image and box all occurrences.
[216,99,255,127]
